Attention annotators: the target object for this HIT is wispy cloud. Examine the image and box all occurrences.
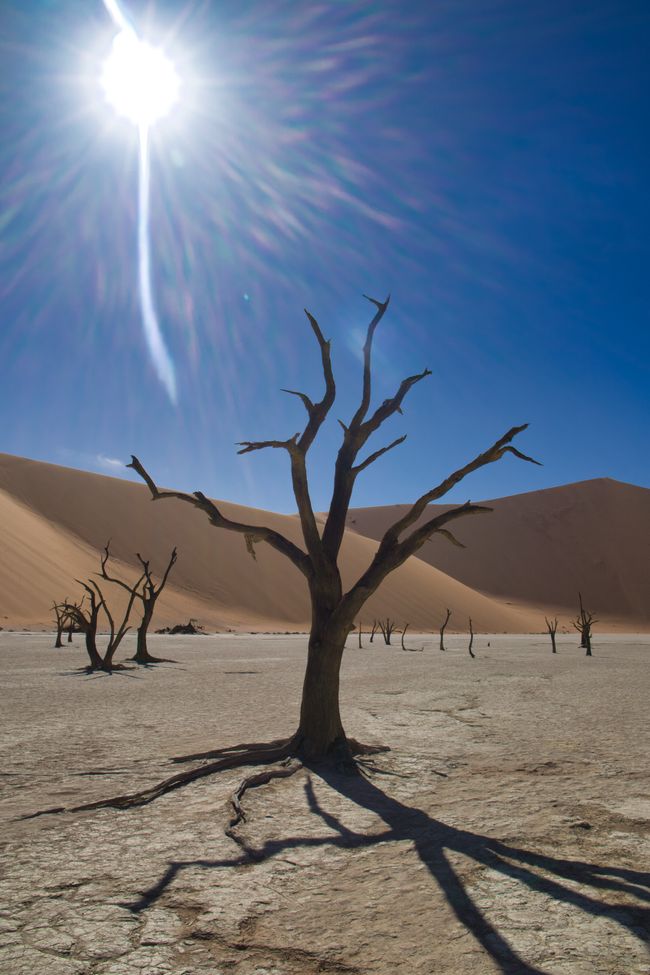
[96,453,126,471]
[57,449,129,477]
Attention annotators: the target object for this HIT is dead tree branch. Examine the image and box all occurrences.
[545,616,559,654]
[439,608,452,651]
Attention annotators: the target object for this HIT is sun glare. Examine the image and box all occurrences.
[101,29,179,127]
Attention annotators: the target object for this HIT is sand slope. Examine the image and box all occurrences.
[0,453,536,632]
[347,479,650,630]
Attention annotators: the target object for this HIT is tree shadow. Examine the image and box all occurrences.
[58,666,144,680]
[120,764,649,975]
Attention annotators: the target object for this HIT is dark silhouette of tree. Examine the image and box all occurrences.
[60,591,103,669]
[59,295,538,808]
[545,616,559,653]
[129,296,538,760]
[60,573,142,672]
[52,600,69,648]
[99,542,177,664]
[439,607,451,651]
[400,623,421,651]
[468,617,475,658]
[377,617,399,646]
[573,593,596,656]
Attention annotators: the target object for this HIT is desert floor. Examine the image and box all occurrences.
[1,632,648,975]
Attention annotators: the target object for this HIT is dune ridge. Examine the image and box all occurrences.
[347,478,650,631]
[0,452,544,633]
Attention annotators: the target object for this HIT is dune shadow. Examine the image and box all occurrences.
[120,762,649,975]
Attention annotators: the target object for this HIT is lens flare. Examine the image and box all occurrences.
[101,30,179,128]
[101,1,179,403]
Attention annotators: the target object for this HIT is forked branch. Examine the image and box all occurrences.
[381,424,540,549]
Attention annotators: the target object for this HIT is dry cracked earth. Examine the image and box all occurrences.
[1,632,649,974]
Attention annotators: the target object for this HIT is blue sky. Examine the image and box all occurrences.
[1,0,648,513]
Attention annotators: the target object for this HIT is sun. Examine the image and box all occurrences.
[101,29,179,127]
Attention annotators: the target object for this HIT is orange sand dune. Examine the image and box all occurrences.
[0,452,538,633]
[347,479,650,631]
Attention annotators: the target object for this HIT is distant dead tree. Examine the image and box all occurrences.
[61,588,104,670]
[400,623,421,651]
[357,622,363,649]
[468,617,475,658]
[61,573,143,672]
[439,608,452,651]
[369,620,378,643]
[52,601,70,648]
[573,592,596,657]
[377,617,399,646]
[545,616,559,654]
[100,542,177,664]
[75,294,538,812]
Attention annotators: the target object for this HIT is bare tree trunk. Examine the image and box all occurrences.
[357,622,363,649]
[545,616,558,654]
[400,623,409,650]
[296,624,348,760]
[55,626,63,649]
[85,625,103,670]
[134,604,157,662]
[369,621,377,643]
[439,608,451,651]
[468,617,475,658]
[67,624,73,643]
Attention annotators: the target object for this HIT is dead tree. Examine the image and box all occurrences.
[60,575,142,672]
[129,296,538,763]
[357,622,363,649]
[400,623,421,651]
[439,608,451,651]
[573,592,596,657]
[61,589,104,670]
[545,616,559,654]
[68,294,538,813]
[52,601,69,648]
[369,620,378,643]
[100,542,177,664]
[468,617,475,658]
[377,617,399,646]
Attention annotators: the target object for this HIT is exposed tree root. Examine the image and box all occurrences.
[172,737,294,765]
[21,735,390,821]
[226,757,304,848]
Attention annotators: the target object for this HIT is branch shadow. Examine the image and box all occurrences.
[120,764,649,975]
[58,667,144,680]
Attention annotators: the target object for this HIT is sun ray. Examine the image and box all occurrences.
[100,0,179,402]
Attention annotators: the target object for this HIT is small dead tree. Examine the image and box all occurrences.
[545,616,559,654]
[400,623,421,651]
[573,592,596,657]
[100,542,177,664]
[369,620,378,643]
[468,617,475,658]
[61,589,103,670]
[357,622,363,649]
[63,295,538,813]
[52,601,69,648]
[439,608,451,651]
[377,617,399,646]
[60,575,142,672]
